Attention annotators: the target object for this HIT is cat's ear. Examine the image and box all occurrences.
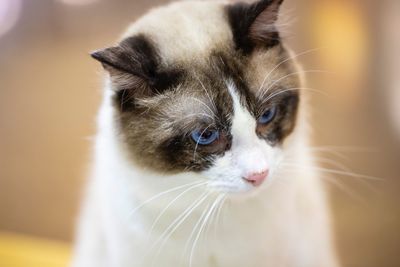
[91,36,159,100]
[91,35,184,107]
[227,0,284,53]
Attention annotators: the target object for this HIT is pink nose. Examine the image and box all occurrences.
[243,170,269,187]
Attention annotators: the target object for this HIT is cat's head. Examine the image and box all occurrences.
[92,0,302,194]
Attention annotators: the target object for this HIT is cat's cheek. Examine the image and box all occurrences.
[198,153,245,193]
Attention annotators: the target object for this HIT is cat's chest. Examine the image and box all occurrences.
[137,229,301,267]
[123,202,303,267]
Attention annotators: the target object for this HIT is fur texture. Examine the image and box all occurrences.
[72,1,340,266]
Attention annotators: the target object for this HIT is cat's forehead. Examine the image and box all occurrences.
[118,0,293,96]
[122,1,232,65]
[136,85,230,130]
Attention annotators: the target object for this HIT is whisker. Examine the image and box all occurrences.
[310,156,381,193]
[168,112,215,124]
[203,193,225,244]
[181,196,215,265]
[308,145,377,153]
[149,191,211,265]
[189,194,224,267]
[189,97,217,119]
[304,147,351,161]
[194,74,218,112]
[260,87,329,105]
[280,163,383,181]
[310,157,350,173]
[213,194,227,241]
[257,47,326,96]
[259,70,333,99]
[147,181,208,240]
[126,180,205,220]
[280,167,364,201]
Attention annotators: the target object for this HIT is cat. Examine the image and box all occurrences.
[72,0,340,266]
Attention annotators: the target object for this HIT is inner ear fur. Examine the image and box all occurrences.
[227,0,284,53]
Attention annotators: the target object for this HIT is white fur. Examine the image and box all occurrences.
[203,81,281,193]
[72,78,340,267]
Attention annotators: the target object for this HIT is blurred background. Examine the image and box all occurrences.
[0,0,399,266]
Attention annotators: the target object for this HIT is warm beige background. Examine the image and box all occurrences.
[0,0,399,266]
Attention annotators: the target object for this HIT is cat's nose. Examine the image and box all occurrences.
[243,169,269,187]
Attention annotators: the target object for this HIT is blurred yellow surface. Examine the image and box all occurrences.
[0,232,71,267]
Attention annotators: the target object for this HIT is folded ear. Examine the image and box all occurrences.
[227,0,284,53]
[91,35,182,111]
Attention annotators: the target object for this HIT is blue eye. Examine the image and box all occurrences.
[258,106,277,124]
[191,129,219,145]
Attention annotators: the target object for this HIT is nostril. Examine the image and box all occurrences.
[243,169,269,187]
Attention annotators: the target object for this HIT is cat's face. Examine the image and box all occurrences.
[92,0,301,193]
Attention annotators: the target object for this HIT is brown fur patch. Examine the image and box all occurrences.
[116,62,235,173]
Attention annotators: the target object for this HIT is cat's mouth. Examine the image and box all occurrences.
[206,178,270,195]
[202,166,272,194]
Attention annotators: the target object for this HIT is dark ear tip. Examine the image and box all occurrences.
[259,0,284,7]
[265,0,284,4]
[90,50,104,61]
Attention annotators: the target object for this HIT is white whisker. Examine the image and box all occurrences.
[194,74,217,112]
[203,193,225,245]
[189,194,224,267]
[147,181,208,240]
[281,163,382,181]
[279,166,363,199]
[181,196,215,265]
[257,47,325,97]
[259,70,333,99]
[212,194,227,241]
[169,112,215,124]
[126,180,205,220]
[260,87,329,105]
[149,191,211,266]
[190,97,217,119]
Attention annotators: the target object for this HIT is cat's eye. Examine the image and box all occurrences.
[191,129,219,145]
[258,106,277,124]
